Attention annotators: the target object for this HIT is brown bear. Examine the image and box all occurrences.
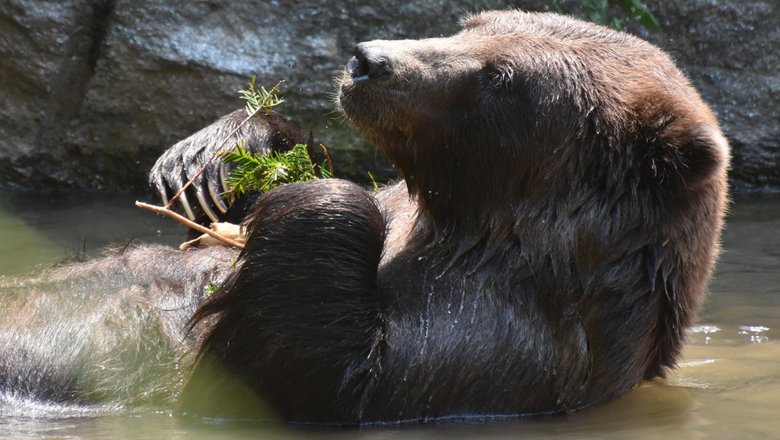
[0,8,728,425]
[179,10,729,424]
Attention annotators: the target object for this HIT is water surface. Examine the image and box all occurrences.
[0,192,778,439]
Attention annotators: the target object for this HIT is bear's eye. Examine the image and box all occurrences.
[486,66,513,89]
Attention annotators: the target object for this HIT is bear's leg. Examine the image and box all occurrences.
[0,245,237,414]
[179,179,386,424]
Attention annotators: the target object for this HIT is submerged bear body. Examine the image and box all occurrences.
[1,11,728,425]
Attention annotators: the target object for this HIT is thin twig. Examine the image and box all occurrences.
[135,201,245,249]
[320,144,333,176]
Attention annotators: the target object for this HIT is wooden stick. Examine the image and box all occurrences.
[135,201,245,249]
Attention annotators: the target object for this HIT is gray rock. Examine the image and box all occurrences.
[0,0,776,193]
[0,0,108,187]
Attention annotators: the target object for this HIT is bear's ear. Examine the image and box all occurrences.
[459,10,528,34]
[680,124,729,189]
[460,11,494,32]
[649,122,729,190]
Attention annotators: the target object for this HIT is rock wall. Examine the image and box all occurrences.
[0,0,777,193]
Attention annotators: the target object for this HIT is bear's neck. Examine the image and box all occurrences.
[411,193,520,266]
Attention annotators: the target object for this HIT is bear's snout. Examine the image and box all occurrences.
[348,43,389,81]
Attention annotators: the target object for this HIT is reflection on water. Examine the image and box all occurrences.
[0,192,778,439]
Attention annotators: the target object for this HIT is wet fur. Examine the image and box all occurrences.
[183,11,729,424]
[0,95,299,416]
[0,11,729,424]
[0,245,237,415]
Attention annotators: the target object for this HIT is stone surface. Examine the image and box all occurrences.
[0,0,777,193]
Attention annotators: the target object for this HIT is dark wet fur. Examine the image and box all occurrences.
[0,245,237,415]
[1,11,729,425]
[181,180,385,421]
[183,11,729,424]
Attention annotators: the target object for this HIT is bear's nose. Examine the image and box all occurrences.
[348,43,388,81]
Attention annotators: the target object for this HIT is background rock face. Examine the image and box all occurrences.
[0,0,777,193]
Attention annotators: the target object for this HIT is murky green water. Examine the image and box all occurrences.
[0,192,183,276]
[0,191,778,439]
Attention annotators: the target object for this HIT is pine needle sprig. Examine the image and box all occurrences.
[225,78,333,200]
[221,142,332,198]
[241,76,285,116]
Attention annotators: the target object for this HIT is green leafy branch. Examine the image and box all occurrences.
[221,143,332,198]
[240,76,285,116]
[154,77,285,214]
[138,77,335,249]
[222,77,334,199]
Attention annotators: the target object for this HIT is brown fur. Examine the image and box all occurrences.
[0,10,729,424]
[0,245,237,415]
[183,11,728,424]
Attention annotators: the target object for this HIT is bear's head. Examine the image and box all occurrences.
[338,11,730,384]
[338,10,729,228]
